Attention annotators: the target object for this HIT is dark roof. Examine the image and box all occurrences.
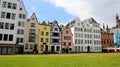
[49,20,61,31]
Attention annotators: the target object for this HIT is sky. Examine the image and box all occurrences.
[23,0,120,28]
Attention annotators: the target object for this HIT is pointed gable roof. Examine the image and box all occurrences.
[49,20,61,31]
[28,13,39,24]
[82,18,100,25]
[41,21,47,25]
[19,0,27,13]
[62,26,73,35]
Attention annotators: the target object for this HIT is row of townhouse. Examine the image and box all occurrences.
[25,14,102,54]
[24,14,73,54]
[0,0,119,54]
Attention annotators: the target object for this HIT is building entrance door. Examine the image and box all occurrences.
[45,45,48,52]
[87,46,90,52]
[51,46,55,52]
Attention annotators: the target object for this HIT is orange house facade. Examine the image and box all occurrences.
[61,26,73,53]
[101,29,114,48]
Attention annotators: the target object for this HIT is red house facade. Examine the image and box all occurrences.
[61,26,73,53]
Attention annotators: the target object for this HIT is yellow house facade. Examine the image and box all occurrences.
[38,22,51,53]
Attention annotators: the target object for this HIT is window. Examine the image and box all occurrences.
[3,34,8,41]
[19,14,22,18]
[17,29,20,34]
[20,8,22,10]
[22,22,24,27]
[17,29,24,34]
[5,23,9,29]
[18,21,24,27]
[21,30,24,34]
[10,24,14,30]
[66,31,68,34]
[75,27,77,31]
[52,39,59,43]
[9,35,13,41]
[18,21,21,26]
[78,39,80,44]
[46,32,49,36]
[64,42,66,46]
[2,1,7,8]
[52,33,59,36]
[56,46,60,51]
[12,4,17,9]
[6,13,11,19]
[64,36,71,40]
[46,38,48,42]
[32,18,34,20]
[54,28,58,31]
[41,38,43,42]
[31,23,35,27]
[0,22,4,29]
[30,44,33,49]
[29,36,35,42]
[29,29,35,34]
[20,38,23,43]
[25,44,28,49]
[1,12,6,18]
[68,42,71,46]
[44,27,46,30]
[8,3,12,9]
[41,31,44,35]
[78,23,80,25]
[23,14,25,19]
[75,46,77,51]
[11,13,16,20]
[75,39,77,44]
[84,29,86,32]
[40,45,44,51]
[78,28,81,32]
[81,40,83,44]
[16,38,19,43]
[0,34,3,40]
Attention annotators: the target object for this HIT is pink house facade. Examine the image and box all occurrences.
[61,26,73,53]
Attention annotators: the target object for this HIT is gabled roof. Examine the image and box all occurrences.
[28,13,39,24]
[19,0,27,14]
[41,21,47,25]
[82,18,100,24]
[61,26,73,35]
[49,20,61,31]
[66,17,80,27]
[60,25,64,30]
[101,28,113,34]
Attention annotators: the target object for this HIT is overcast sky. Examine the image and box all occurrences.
[23,0,120,28]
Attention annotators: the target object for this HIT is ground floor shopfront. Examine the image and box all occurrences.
[0,44,24,55]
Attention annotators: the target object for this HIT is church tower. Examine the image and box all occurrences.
[116,14,120,28]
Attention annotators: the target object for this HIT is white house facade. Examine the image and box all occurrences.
[67,18,102,52]
[0,0,27,54]
[49,20,61,53]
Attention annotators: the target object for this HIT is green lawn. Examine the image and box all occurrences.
[0,53,120,67]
